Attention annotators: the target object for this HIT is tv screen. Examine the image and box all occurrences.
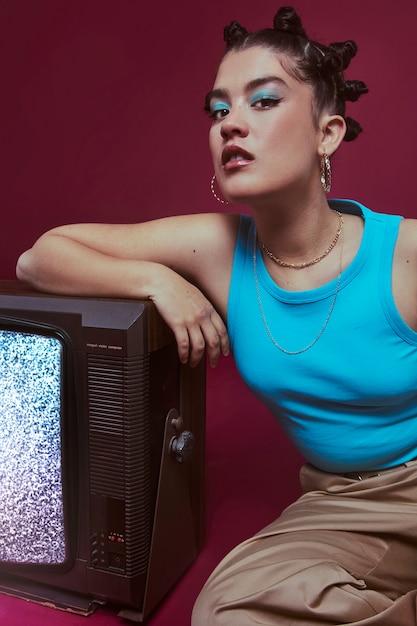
[0,329,67,566]
[0,280,205,622]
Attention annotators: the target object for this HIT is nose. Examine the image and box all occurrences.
[220,105,249,139]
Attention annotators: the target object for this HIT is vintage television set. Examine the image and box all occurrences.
[0,280,205,622]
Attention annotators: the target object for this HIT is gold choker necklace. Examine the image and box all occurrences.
[260,210,343,269]
[253,217,344,355]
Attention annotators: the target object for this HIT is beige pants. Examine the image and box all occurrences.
[192,462,417,625]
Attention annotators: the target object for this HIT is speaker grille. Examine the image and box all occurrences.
[87,353,151,575]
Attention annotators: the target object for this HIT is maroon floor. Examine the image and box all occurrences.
[0,357,303,626]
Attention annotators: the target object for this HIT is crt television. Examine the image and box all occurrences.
[0,280,205,622]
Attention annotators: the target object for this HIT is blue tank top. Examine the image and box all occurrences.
[228,199,417,472]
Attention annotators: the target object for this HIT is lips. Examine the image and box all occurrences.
[221,145,254,170]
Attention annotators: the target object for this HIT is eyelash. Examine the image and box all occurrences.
[251,95,282,109]
[207,104,230,121]
[207,95,282,121]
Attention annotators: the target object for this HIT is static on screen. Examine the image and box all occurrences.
[0,330,66,564]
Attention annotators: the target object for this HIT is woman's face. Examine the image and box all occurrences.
[207,46,325,206]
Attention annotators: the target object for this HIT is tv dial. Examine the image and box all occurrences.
[170,430,195,463]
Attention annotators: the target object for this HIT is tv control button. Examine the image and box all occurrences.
[109,552,125,570]
[170,430,195,463]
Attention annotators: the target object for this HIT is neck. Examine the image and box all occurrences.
[251,196,336,265]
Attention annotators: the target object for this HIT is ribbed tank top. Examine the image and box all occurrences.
[228,199,417,472]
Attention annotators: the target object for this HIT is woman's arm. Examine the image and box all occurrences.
[16,213,239,366]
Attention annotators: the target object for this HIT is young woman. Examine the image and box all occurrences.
[16,7,417,625]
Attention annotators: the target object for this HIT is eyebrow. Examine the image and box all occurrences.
[204,75,289,110]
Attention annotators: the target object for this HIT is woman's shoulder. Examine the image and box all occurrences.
[183,211,241,232]
[149,211,241,242]
[396,217,417,256]
[398,216,417,236]
[398,216,417,230]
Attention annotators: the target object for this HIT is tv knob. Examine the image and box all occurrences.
[170,431,195,463]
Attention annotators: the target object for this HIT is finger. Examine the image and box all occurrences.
[200,316,227,369]
[172,325,191,365]
[186,325,206,368]
[209,310,230,358]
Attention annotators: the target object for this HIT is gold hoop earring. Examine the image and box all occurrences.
[320,153,332,193]
[211,174,229,205]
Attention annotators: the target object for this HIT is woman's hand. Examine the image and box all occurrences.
[16,214,237,367]
[149,265,229,368]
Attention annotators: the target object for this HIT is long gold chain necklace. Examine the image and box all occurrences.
[253,216,344,355]
[260,210,343,269]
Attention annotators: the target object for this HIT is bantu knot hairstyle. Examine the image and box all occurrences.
[222,6,368,141]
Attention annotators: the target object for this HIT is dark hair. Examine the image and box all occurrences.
[221,6,368,141]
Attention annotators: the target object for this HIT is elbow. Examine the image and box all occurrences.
[16,249,34,285]
[16,231,59,291]
[16,247,47,291]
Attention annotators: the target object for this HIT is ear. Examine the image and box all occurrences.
[318,114,346,157]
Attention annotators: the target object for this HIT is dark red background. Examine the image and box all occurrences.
[1,0,417,279]
[0,1,416,624]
